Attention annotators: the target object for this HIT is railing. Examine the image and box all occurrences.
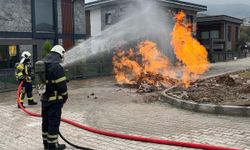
[0,62,113,92]
[65,62,113,80]
[209,51,249,63]
[0,69,17,93]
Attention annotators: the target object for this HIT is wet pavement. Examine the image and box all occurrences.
[1,57,250,150]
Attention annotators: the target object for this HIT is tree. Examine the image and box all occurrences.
[42,40,52,57]
[240,26,250,43]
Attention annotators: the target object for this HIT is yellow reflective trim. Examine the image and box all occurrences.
[46,80,56,83]
[19,98,24,103]
[28,98,33,100]
[48,134,58,138]
[17,64,24,70]
[17,72,23,77]
[42,132,48,135]
[48,96,63,101]
[55,76,66,83]
[25,66,28,75]
[48,96,56,101]
[62,92,68,96]
[47,139,58,143]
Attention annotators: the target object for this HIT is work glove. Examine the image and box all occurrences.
[62,94,68,104]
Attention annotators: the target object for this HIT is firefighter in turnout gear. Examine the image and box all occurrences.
[41,45,68,150]
[16,51,37,108]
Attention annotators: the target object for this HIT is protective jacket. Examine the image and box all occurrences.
[42,52,68,102]
[16,61,33,82]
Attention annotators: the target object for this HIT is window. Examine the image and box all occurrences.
[119,6,126,18]
[0,45,19,69]
[35,0,54,32]
[201,31,209,39]
[210,30,219,39]
[105,13,112,25]
[120,7,126,13]
[228,26,231,41]
[186,15,194,24]
[0,46,8,69]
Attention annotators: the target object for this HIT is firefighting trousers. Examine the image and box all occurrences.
[20,81,33,102]
[42,100,64,146]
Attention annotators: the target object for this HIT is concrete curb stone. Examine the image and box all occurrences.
[160,89,250,117]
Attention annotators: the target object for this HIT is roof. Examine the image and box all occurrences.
[85,0,207,12]
[197,15,243,24]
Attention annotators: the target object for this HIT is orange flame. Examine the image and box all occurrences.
[171,11,209,87]
[113,40,176,86]
[112,50,142,84]
[113,11,209,88]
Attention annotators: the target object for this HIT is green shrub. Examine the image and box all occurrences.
[42,40,52,57]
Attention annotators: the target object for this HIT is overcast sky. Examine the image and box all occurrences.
[85,0,250,5]
[183,0,249,5]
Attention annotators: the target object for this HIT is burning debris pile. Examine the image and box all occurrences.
[112,40,178,93]
[112,11,209,93]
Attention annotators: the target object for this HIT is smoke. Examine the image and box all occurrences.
[63,0,174,67]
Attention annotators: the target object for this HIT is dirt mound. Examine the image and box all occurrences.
[215,75,236,86]
[167,70,250,106]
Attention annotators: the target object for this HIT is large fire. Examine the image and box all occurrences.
[171,11,209,87]
[113,11,209,88]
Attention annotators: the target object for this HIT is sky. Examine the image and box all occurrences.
[184,0,249,5]
[85,0,250,5]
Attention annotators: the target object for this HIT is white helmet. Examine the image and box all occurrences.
[20,51,31,64]
[50,45,65,58]
[21,51,31,59]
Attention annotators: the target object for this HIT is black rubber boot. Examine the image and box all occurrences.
[17,102,25,108]
[43,141,48,150]
[28,100,38,105]
[48,143,66,150]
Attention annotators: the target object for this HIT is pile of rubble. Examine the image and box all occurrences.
[167,71,250,106]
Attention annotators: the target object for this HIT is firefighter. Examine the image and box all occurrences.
[16,51,37,108]
[41,45,68,150]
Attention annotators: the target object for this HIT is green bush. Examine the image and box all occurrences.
[42,40,52,57]
[240,26,250,43]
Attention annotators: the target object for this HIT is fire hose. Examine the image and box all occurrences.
[17,81,239,150]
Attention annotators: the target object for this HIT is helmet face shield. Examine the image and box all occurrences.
[20,57,26,64]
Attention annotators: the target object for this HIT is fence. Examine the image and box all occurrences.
[209,51,249,63]
[0,69,17,93]
[0,62,114,93]
[65,62,113,80]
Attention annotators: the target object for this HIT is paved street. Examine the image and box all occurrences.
[1,58,250,150]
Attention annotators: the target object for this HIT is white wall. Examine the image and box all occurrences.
[90,9,102,36]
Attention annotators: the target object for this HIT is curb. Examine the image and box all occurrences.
[160,89,250,117]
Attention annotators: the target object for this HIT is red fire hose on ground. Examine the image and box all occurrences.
[16,81,239,150]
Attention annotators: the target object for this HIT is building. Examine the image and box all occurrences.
[85,0,207,37]
[197,15,243,52]
[0,0,85,69]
